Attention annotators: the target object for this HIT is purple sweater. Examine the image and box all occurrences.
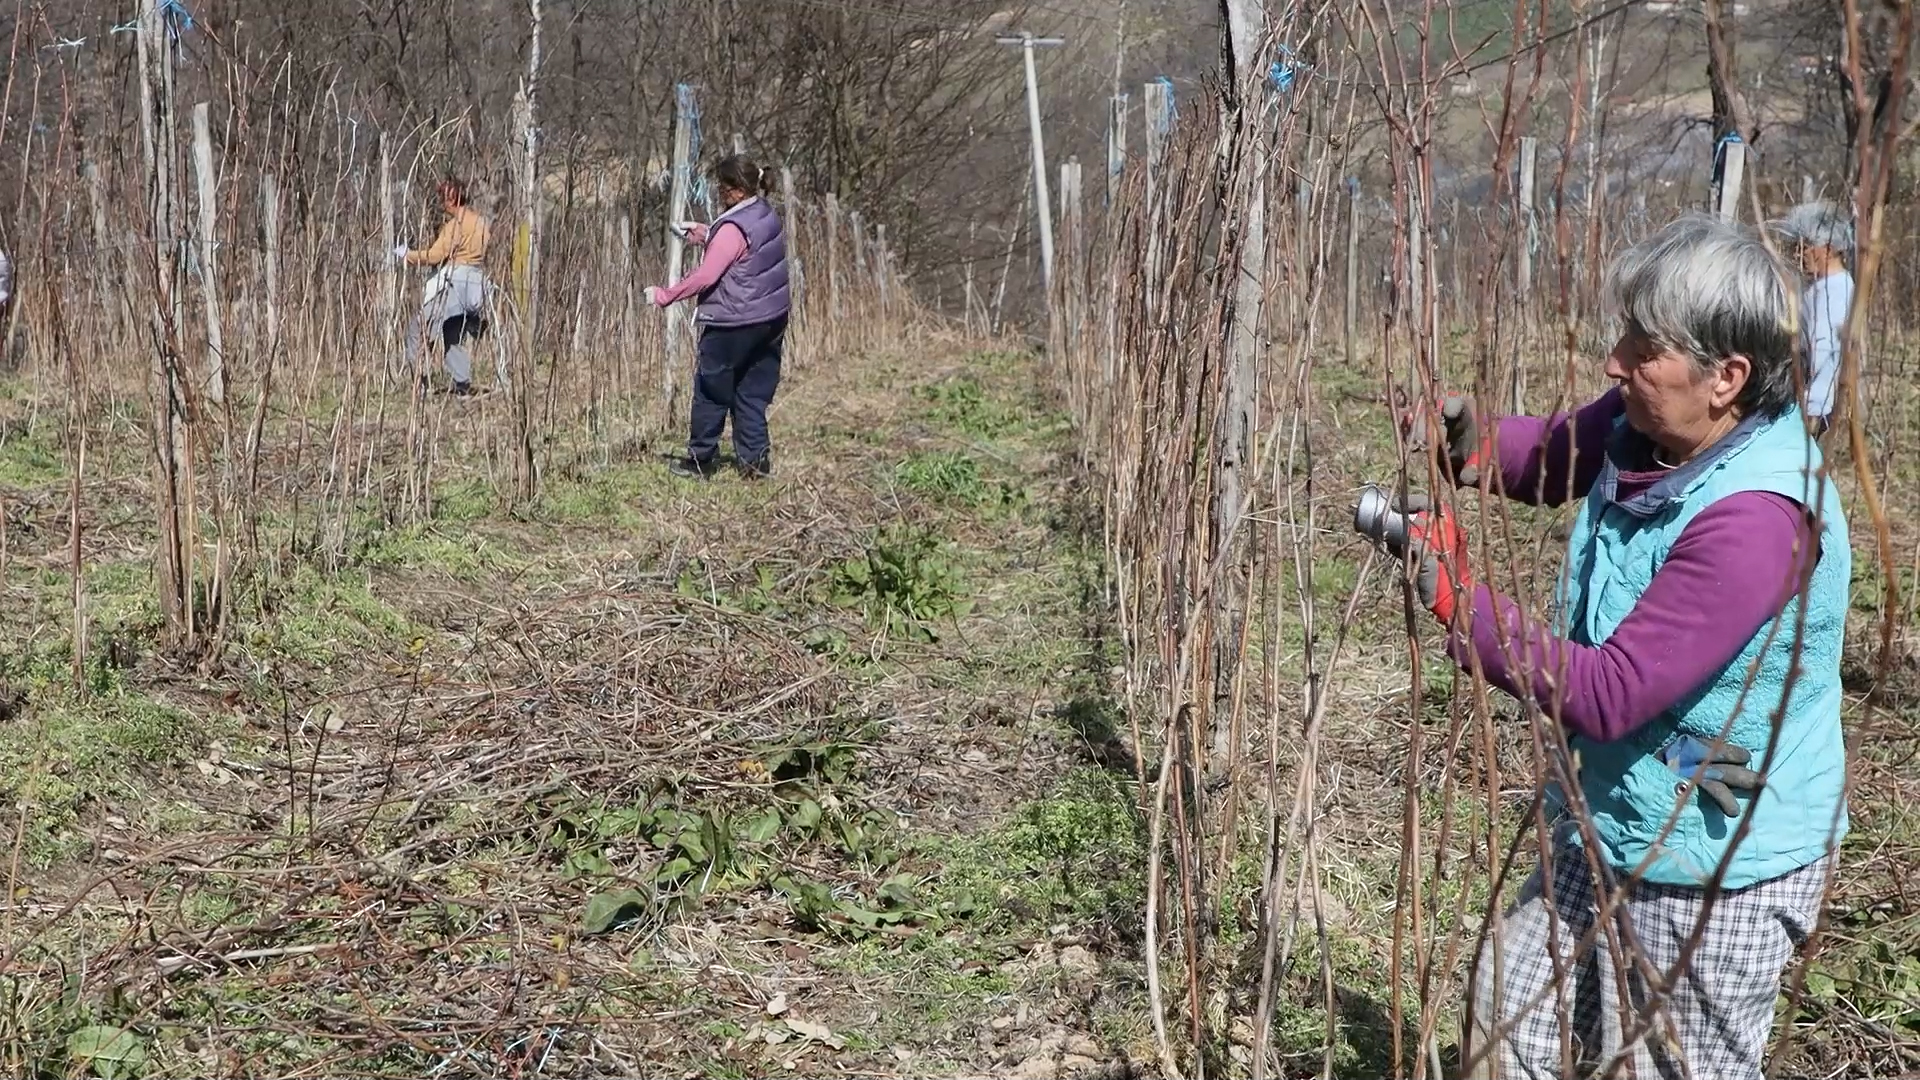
[1451,388,1819,743]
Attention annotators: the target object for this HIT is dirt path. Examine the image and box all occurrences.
[0,333,1152,1078]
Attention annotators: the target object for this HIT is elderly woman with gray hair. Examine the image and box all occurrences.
[1392,214,1849,1078]
[1772,200,1855,435]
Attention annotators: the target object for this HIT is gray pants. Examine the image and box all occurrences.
[1465,826,1830,1079]
[406,266,489,385]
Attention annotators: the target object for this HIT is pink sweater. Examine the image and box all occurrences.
[653,223,749,306]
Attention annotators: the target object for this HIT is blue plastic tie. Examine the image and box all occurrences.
[674,83,711,217]
[1267,45,1306,93]
[109,0,193,41]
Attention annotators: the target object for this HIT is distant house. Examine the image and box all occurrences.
[1794,54,1834,77]
[1643,0,1750,14]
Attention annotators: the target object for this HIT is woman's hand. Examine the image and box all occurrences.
[1405,393,1488,487]
[645,286,670,308]
[1390,493,1473,624]
[392,245,409,262]
[678,222,709,246]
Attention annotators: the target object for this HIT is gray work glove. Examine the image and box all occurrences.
[1663,734,1764,817]
[1404,393,1486,487]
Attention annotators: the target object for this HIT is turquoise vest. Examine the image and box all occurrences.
[1557,407,1850,888]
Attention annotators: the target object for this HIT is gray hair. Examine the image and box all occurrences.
[1772,200,1855,256]
[1605,213,1798,419]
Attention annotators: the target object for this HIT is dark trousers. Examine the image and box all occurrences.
[689,315,786,465]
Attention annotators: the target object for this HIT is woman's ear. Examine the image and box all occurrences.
[1713,354,1752,409]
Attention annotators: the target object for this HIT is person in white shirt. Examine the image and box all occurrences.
[1771,201,1855,436]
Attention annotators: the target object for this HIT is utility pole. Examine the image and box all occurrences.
[997,32,1064,293]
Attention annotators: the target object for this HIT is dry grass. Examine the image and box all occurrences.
[0,324,1173,1078]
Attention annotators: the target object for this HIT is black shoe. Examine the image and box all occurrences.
[735,456,772,480]
[668,456,721,480]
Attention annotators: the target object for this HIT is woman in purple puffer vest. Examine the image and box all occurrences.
[646,155,793,480]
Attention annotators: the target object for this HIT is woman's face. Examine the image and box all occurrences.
[719,184,747,209]
[440,189,461,214]
[1604,327,1749,451]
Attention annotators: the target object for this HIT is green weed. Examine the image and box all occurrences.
[893,451,1023,510]
[431,479,497,523]
[0,424,66,488]
[250,565,417,666]
[828,529,970,643]
[358,523,517,582]
[0,679,210,866]
[916,377,1028,439]
[534,475,645,527]
[932,767,1146,935]
[676,561,788,618]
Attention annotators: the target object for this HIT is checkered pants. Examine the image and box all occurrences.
[1464,826,1831,1080]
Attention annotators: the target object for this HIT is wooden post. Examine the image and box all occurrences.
[1214,0,1266,778]
[618,212,635,410]
[1715,136,1745,221]
[1514,136,1538,413]
[875,223,891,318]
[84,162,122,341]
[190,103,226,408]
[849,209,868,280]
[825,191,840,322]
[137,0,192,643]
[378,137,400,384]
[664,84,696,414]
[245,171,281,497]
[732,132,747,156]
[1801,174,1816,202]
[1062,158,1085,339]
[964,217,980,336]
[1516,136,1537,304]
[1344,179,1359,367]
[779,166,804,329]
[1142,78,1173,318]
[515,0,543,499]
[1107,93,1128,208]
[1294,174,1312,320]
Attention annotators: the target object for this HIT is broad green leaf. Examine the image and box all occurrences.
[839,902,884,929]
[789,799,823,832]
[581,888,652,934]
[878,873,918,909]
[674,827,708,862]
[737,808,783,843]
[66,1025,147,1079]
